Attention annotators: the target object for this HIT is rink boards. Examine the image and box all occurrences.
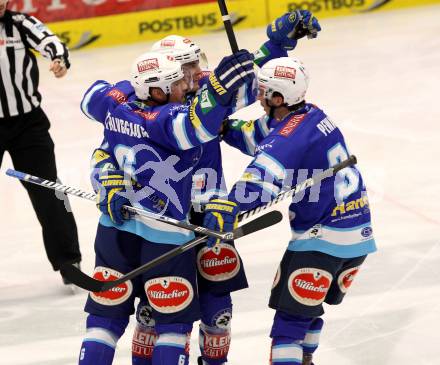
[8,0,440,50]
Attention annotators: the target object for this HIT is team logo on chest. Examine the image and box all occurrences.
[288,268,332,306]
[90,267,133,305]
[337,266,360,293]
[197,243,240,282]
[145,276,193,313]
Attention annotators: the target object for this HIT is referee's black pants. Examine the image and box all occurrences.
[0,107,81,271]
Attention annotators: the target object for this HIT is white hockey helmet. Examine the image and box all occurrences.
[130,51,185,100]
[257,57,310,106]
[151,35,206,65]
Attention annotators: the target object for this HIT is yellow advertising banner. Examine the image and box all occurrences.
[267,0,440,20]
[46,0,440,51]
[47,0,266,50]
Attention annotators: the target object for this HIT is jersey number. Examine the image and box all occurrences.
[114,145,136,178]
[327,143,359,201]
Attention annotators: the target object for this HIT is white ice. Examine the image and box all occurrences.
[1,4,440,364]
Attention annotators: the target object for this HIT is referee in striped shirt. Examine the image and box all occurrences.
[0,0,81,285]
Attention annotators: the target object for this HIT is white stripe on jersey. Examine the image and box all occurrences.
[291,223,373,246]
[81,83,108,120]
[0,53,19,116]
[253,151,286,181]
[239,170,280,197]
[193,120,215,143]
[155,333,188,348]
[172,113,194,149]
[84,328,118,349]
[23,16,51,40]
[38,35,63,58]
[132,212,193,237]
[243,124,257,155]
[256,115,271,137]
[232,83,248,113]
[271,343,302,363]
[12,27,32,114]
[25,59,39,108]
[303,330,321,348]
[23,34,38,50]
[247,179,280,197]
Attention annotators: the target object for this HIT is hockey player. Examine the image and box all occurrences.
[204,57,377,365]
[78,50,255,365]
[89,11,321,365]
[132,35,251,365]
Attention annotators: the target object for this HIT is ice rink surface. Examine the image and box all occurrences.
[1,4,440,364]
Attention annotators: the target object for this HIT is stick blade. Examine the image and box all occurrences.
[233,210,283,239]
[60,264,105,292]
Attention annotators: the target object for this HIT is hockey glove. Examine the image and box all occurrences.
[207,50,255,106]
[267,11,321,50]
[90,148,118,191]
[203,199,240,248]
[96,170,131,225]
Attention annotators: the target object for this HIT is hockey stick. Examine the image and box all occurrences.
[59,210,283,292]
[61,155,355,292]
[5,169,240,241]
[217,0,239,53]
[239,155,357,220]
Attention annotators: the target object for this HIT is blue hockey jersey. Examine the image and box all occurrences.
[82,79,234,244]
[226,104,377,258]
[189,39,288,205]
[84,40,287,243]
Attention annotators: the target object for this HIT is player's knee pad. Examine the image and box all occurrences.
[79,314,129,365]
[152,323,193,365]
[302,317,324,355]
[132,303,157,365]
